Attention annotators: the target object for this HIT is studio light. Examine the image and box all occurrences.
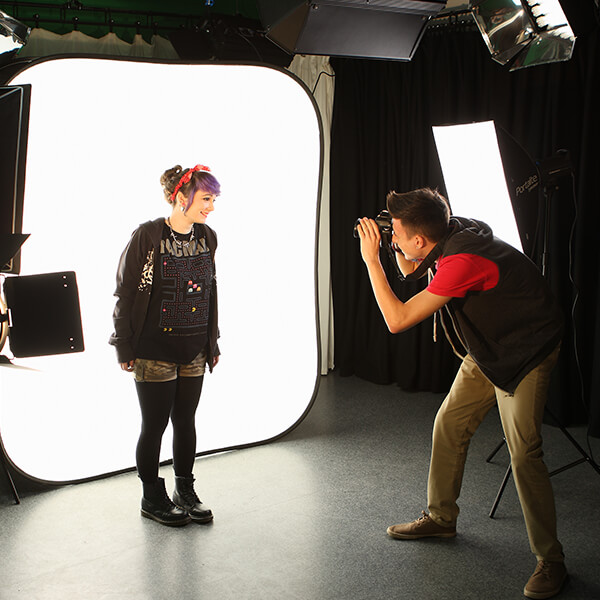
[0,10,31,54]
[433,121,524,252]
[1,59,321,483]
[258,0,446,61]
[0,85,30,276]
[470,0,576,70]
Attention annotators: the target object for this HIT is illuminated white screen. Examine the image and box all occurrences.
[1,58,321,482]
[433,121,523,252]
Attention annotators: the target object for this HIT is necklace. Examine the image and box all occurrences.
[166,218,195,250]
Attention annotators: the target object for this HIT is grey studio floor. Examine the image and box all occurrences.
[1,372,600,600]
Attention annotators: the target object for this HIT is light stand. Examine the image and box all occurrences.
[487,149,600,518]
[0,290,19,502]
[1,235,26,503]
[0,237,24,503]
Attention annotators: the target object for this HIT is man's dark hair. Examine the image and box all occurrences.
[386,188,450,243]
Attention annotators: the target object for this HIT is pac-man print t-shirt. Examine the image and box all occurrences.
[137,224,213,364]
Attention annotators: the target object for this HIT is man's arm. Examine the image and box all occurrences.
[356,218,451,333]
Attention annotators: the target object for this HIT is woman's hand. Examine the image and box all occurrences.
[120,359,135,372]
[356,218,382,266]
[212,355,220,369]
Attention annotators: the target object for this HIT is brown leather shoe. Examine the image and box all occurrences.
[524,560,568,599]
[387,511,456,539]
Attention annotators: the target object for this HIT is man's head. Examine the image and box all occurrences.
[386,188,450,260]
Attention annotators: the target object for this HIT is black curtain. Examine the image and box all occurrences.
[330,25,600,435]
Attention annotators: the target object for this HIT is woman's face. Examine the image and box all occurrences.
[184,188,217,224]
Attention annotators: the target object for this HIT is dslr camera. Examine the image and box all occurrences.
[353,210,394,249]
[353,209,406,281]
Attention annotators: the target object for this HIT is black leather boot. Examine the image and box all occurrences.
[173,476,213,523]
[141,477,191,526]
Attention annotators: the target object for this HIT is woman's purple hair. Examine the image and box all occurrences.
[160,165,221,209]
[181,171,221,212]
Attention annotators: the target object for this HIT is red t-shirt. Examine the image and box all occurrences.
[427,253,499,298]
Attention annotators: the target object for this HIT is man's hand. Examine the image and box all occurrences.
[356,218,382,266]
[355,217,451,334]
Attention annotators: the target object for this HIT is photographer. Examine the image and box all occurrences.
[356,188,566,599]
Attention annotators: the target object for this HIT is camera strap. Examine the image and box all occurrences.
[398,220,458,281]
[401,243,444,281]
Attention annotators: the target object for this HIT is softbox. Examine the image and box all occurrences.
[257,0,446,60]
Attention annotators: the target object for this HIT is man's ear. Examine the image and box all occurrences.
[414,234,426,249]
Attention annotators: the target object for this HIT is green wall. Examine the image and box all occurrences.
[1,1,261,43]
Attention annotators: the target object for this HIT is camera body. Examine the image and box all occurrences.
[353,209,394,248]
[354,209,409,280]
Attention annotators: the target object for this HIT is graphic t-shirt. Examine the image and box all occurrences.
[137,223,213,363]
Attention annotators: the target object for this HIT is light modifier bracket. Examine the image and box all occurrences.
[470,0,575,71]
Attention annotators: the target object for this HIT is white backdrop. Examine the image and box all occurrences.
[1,58,321,482]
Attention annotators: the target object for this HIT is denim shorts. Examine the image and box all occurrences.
[133,351,207,383]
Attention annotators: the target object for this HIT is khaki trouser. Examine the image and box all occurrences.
[427,347,563,562]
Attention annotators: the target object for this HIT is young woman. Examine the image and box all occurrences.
[110,164,221,526]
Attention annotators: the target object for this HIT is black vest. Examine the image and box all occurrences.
[438,217,563,394]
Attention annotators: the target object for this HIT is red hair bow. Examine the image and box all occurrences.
[171,164,211,200]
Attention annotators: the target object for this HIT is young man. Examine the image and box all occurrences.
[356,188,566,599]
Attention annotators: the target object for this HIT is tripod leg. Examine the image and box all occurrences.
[545,408,600,476]
[489,464,512,519]
[488,409,600,518]
[486,438,506,463]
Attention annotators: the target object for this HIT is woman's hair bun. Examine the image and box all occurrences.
[160,165,185,202]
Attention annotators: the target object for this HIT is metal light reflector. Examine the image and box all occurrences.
[471,0,575,70]
[0,9,31,53]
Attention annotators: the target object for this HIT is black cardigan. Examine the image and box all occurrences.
[109,218,220,370]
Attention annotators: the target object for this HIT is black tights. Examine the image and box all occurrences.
[135,376,204,483]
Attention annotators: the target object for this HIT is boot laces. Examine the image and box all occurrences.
[159,486,177,508]
[180,485,201,505]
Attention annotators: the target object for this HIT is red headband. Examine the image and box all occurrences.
[171,164,211,200]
